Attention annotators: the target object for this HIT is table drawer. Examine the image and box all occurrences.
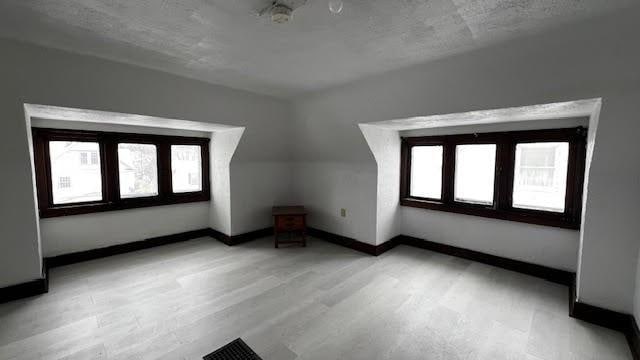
[276,215,305,231]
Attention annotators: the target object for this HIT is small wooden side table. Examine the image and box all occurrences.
[272,206,307,248]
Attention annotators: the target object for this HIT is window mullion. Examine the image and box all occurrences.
[33,130,53,210]
[496,137,515,212]
[442,139,455,205]
[157,140,171,201]
[103,135,119,204]
[566,133,586,223]
[400,140,411,200]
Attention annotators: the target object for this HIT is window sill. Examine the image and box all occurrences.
[39,194,210,218]
[400,197,580,230]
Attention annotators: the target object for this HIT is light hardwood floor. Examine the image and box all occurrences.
[0,237,631,360]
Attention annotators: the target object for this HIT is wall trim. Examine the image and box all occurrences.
[308,228,572,286]
[399,235,574,286]
[46,228,212,268]
[307,227,395,256]
[45,227,273,269]
[0,261,49,304]
[569,279,640,359]
[629,318,640,360]
[2,227,273,303]
[208,227,272,246]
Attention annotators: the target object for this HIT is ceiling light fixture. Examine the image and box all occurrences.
[257,0,342,24]
[328,0,343,14]
[271,3,293,23]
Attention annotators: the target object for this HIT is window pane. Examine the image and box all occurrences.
[171,145,203,193]
[49,141,103,204]
[410,146,443,199]
[454,144,496,205]
[513,142,569,213]
[118,143,158,198]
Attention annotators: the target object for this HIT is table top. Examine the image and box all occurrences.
[272,206,307,216]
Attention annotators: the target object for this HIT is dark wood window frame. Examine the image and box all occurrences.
[400,127,587,229]
[33,128,210,218]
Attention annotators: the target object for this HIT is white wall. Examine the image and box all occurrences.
[0,38,291,288]
[634,249,640,321]
[575,90,640,312]
[402,208,578,271]
[360,125,402,245]
[291,161,377,244]
[290,6,640,313]
[39,203,209,256]
[209,128,243,236]
[231,161,294,234]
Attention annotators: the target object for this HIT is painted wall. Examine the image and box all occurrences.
[231,161,294,234]
[39,202,209,256]
[291,161,377,244]
[360,125,402,245]
[0,104,44,288]
[401,208,578,271]
[635,249,640,321]
[209,128,243,236]
[0,38,291,288]
[290,6,640,313]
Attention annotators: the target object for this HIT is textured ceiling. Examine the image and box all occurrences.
[0,0,633,97]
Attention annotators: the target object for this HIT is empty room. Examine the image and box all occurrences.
[1,0,639,359]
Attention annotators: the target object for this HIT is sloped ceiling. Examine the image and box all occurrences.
[0,0,633,97]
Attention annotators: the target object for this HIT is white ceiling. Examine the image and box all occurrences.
[0,0,633,98]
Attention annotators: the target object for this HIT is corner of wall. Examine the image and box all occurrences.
[359,124,402,245]
[209,127,244,236]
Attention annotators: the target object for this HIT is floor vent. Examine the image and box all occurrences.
[203,338,263,360]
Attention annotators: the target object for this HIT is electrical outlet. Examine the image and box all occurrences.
[340,208,346,217]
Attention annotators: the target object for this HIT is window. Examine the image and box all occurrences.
[188,173,198,186]
[513,142,568,213]
[58,176,71,189]
[80,151,99,166]
[91,151,99,165]
[400,127,586,229]
[118,143,158,198]
[409,145,443,200]
[171,145,202,193]
[454,144,496,205]
[33,128,210,218]
[49,141,103,204]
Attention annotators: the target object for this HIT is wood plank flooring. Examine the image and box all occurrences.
[0,237,631,360]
